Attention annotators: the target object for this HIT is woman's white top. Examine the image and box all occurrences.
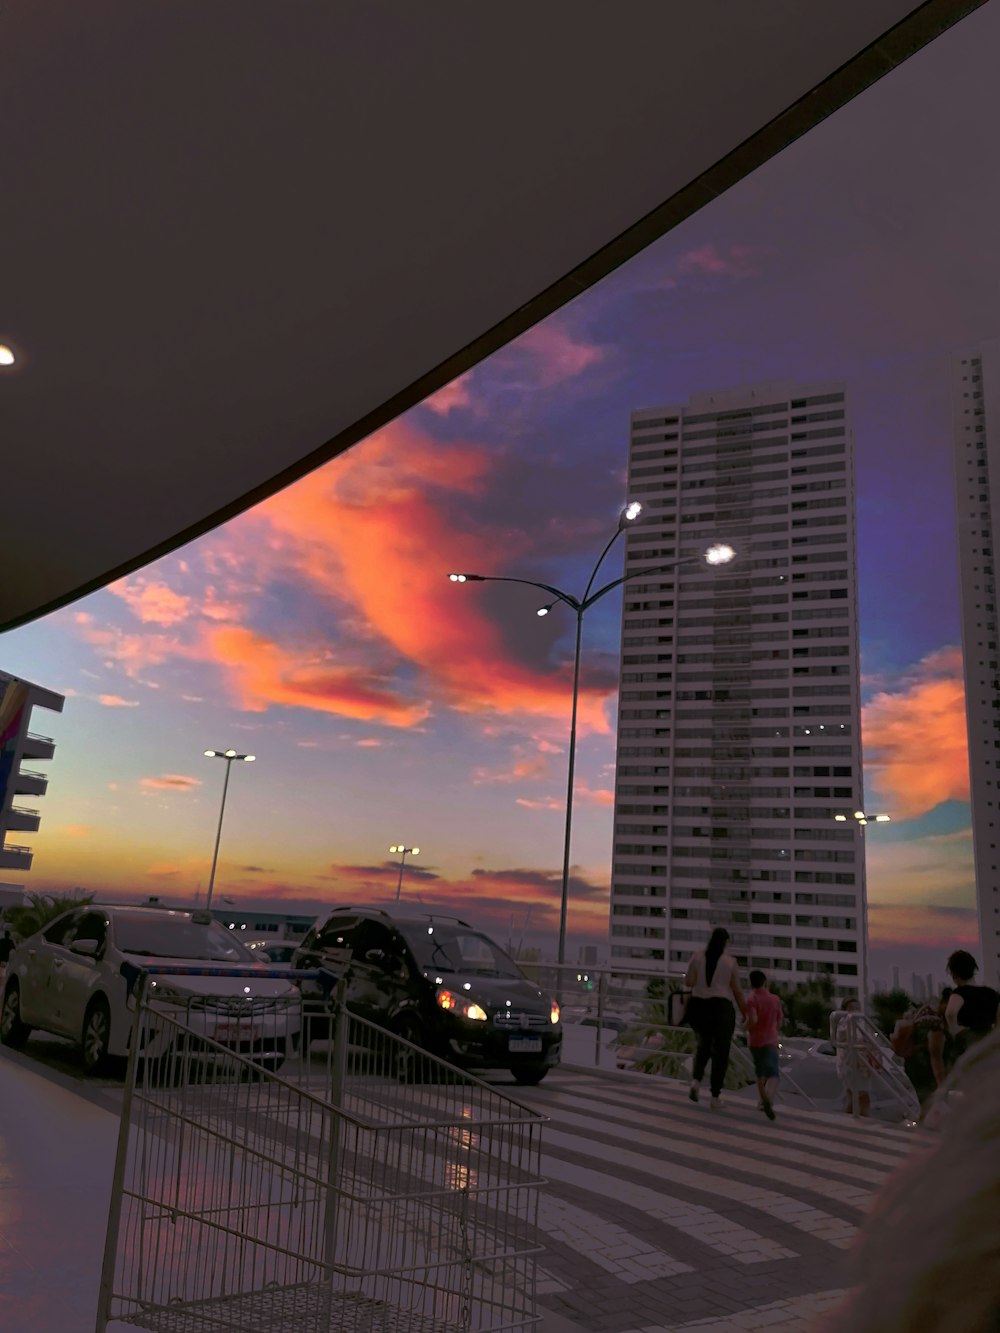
[687,950,737,1000]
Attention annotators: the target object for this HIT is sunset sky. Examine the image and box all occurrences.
[3,6,998,984]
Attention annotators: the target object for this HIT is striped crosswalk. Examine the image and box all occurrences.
[507,1067,916,1332]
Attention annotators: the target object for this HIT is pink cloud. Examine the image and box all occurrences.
[676,243,757,279]
[110,578,191,626]
[98,694,140,708]
[514,321,605,387]
[140,774,203,792]
[424,371,476,416]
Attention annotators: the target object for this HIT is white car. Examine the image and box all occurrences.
[0,903,301,1074]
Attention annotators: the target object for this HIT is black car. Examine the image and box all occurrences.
[292,905,561,1084]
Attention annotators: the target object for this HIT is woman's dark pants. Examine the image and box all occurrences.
[691,998,736,1097]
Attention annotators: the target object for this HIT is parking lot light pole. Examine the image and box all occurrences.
[390,845,420,900]
[203,749,256,911]
[450,505,735,972]
[833,809,890,1007]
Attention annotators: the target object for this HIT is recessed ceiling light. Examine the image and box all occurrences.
[0,346,15,366]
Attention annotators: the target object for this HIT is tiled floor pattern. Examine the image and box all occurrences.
[0,1046,915,1333]
[515,1070,914,1333]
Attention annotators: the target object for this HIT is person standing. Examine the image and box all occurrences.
[745,970,783,1121]
[684,927,746,1109]
[830,996,873,1117]
[943,950,1000,1056]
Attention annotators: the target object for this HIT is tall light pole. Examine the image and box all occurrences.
[390,844,420,900]
[833,808,890,1007]
[450,503,736,972]
[203,748,256,911]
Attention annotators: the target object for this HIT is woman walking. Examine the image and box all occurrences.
[684,927,747,1109]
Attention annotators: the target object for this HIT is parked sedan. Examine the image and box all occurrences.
[0,904,300,1074]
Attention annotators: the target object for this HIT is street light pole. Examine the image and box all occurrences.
[203,748,256,911]
[450,507,735,972]
[833,809,890,1008]
[390,844,420,901]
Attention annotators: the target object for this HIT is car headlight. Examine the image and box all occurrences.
[550,1001,561,1025]
[437,989,488,1021]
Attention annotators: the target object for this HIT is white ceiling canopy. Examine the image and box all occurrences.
[0,0,980,630]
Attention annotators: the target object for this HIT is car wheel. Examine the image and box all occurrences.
[510,1061,549,1086]
[82,997,112,1075]
[0,982,31,1048]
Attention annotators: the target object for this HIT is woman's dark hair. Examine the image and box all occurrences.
[947,950,978,982]
[704,927,729,986]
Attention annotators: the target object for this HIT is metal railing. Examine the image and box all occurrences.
[525,961,916,1118]
[829,1009,920,1122]
[96,968,546,1333]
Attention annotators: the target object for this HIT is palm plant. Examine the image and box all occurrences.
[4,891,93,942]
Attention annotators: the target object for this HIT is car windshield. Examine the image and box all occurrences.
[113,915,254,963]
[401,924,522,978]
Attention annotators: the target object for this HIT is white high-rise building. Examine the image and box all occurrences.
[609,380,866,999]
[952,340,1000,990]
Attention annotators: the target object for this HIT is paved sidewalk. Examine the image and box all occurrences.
[0,1045,916,1333]
[515,1069,916,1333]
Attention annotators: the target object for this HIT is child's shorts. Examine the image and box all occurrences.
[751,1045,780,1079]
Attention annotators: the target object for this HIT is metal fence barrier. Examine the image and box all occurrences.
[96,968,546,1333]
[525,961,918,1119]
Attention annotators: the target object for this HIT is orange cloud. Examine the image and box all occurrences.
[863,648,969,819]
[110,578,191,626]
[98,694,140,708]
[249,423,612,733]
[140,774,202,792]
[207,626,431,728]
[515,783,612,811]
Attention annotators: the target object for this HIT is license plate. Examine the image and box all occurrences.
[508,1037,542,1054]
[212,1021,255,1044]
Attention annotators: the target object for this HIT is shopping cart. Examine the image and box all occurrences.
[96,967,547,1332]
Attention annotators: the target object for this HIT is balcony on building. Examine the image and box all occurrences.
[0,844,34,873]
[13,769,49,798]
[21,731,56,763]
[6,806,41,834]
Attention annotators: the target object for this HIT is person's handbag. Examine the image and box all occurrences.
[669,989,697,1028]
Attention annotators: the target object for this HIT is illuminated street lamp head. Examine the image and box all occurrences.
[204,749,216,757]
[854,811,865,821]
[448,573,467,582]
[874,814,891,823]
[621,500,642,524]
[448,573,485,582]
[225,749,238,758]
[536,604,552,617]
[834,814,848,821]
[705,543,736,566]
[0,345,15,367]
[390,844,419,855]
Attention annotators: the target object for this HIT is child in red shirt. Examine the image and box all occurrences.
[745,969,783,1121]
